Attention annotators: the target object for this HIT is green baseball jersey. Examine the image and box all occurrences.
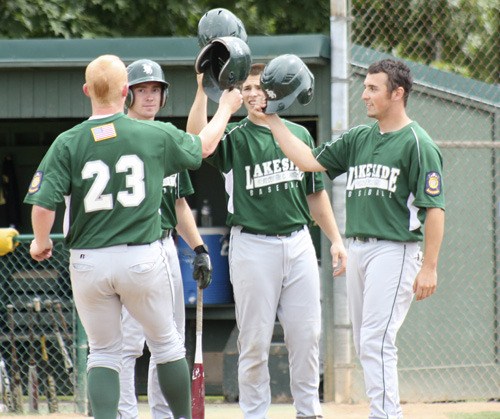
[206,117,324,234]
[313,121,445,242]
[160,171,194,229]
[24,113,202,248]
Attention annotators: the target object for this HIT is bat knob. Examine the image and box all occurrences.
[33,297,41,312]
[44,299,52,309]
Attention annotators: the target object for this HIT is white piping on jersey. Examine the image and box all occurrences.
[407,192,421,231]
[315,124,371,161]
[407,125,423,232]
[63,195,71,238]
[223,169,235,215]
[410,126,422,171]
[221,122,247,142]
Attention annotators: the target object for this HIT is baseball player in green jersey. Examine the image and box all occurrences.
[187,64,347,419]
[24,54,242,419]
[253,59,446,419]
[117,59,212,419]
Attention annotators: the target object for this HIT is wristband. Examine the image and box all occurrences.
[194,244,209,254]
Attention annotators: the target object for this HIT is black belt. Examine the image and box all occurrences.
[241,226,304,238]
[353,236,379,243]
[162,229,174,239]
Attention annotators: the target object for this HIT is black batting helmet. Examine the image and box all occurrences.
[195,36,251,103]
[260,54,315,114]
[197,8,248,48]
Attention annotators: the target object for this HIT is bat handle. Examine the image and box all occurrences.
[196,287,203,334]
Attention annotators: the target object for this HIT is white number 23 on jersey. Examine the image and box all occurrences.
[82,155,145,213]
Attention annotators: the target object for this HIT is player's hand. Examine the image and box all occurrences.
[30,238,53,262]
[330,240,347,277]
[251,98,280,125]
[192,245,212,289]
[219,88,243,114]
[413,265,437,301]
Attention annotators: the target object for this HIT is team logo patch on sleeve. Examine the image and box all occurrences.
[28,171,43,194]
[91,123,117,142]
[425,171,442,196]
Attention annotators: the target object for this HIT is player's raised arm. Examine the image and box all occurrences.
[257,111,326,173]
[198,88,242,158]
[187,73,208,135]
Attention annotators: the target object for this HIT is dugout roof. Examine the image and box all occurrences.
[0,34,330,67]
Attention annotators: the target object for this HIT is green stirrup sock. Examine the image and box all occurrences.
[157,358,192,419]
[87,367,120,419]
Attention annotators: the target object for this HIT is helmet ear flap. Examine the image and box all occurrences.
[160,86,168,108]
[125,88,134,108]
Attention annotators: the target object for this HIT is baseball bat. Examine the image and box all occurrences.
[6,304,23,413]
[53,300,72,342]
[26,302,39,412]
[191,286,205,419]
[33,297,59,413]
[0,356,14,412]
[45,300,73,378]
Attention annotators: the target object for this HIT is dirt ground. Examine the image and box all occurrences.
[1,400,500,418]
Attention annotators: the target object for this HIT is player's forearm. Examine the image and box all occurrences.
[266,116,325,172]
[422,207,445,269]
[198,104,232,157]
[31,205,55,245]
[307,191,343,244]
[175,199,204,249]
[187,87,208,135]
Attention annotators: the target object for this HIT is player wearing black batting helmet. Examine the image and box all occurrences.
[126,59,169,108]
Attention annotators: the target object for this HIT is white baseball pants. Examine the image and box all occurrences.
[230,226,322,419]
[346,239,421,419]
[116,237,185,419]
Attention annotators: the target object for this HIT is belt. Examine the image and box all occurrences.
[353,236,379,243]
[161,229,174,239]
[241,226,304,238]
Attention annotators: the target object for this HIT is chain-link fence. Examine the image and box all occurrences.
[336,0,500,404]
[351,0,499,85]
[394,143,500,402]
[342,143,500,403]
[0,235,86,415]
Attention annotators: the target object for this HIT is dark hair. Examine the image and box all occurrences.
[367,59,413,106]
[249,63,266,76]
[236,63,266,89]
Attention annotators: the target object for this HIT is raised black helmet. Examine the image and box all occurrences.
[197,8,248,48]
[195,36,251,103]
[260,54,314,114]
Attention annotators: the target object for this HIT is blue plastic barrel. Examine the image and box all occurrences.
[177,227,233,305]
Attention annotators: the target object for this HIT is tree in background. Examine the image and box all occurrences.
[0,0,496,83]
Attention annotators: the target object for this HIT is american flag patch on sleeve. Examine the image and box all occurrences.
[91,123,117,142]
